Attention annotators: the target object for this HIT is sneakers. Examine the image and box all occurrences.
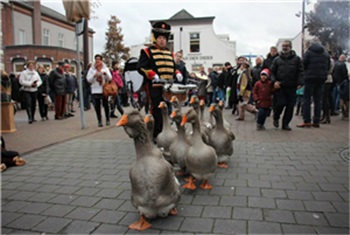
[296,122,312,128]
[273,119,279,128]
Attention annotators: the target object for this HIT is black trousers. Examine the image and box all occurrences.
[37,93,48,118]
[273,88,297,127]
[322,83,333,120]
[22,91,37,121]
[92,94,109,122]
[147,85,164,139]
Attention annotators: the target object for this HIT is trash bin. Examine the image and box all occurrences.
[1,102,16,133]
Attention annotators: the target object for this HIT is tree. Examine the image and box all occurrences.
[102,16,130,67]
[306,0,350,57]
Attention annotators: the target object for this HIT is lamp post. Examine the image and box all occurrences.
[301,0,306,58]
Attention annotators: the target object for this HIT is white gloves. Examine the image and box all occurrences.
[152,74,160,83]
[176,73,183,82]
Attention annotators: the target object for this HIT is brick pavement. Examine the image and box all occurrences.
[1,105,349,234]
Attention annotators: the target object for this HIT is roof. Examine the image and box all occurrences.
[150,9,214,25]
[9,0,95,33]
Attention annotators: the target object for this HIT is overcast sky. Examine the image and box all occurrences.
[41,0,316,57]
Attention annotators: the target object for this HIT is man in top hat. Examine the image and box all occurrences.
[137,21,183,139]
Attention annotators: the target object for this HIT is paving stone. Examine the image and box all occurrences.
[179,218,214,233]
[35,184,61,193]
[95,188,122,198]
[8,191,37,201]
[248,221,282,234]
[54,186,81,194]
[219,195,245,208]
[69,196,101,207]
[281,224,317,234]
[6,214,45,230]
[118,200,136,212]
[91,210,126,224]
[213,219,246,234]
[324,213,349,227]
[247,179,271,188]
[19,183,42,191]
[94,198,124,210]
[248,197,276,208]
[276,199,305,211]
[41,204,75,217]
[314,226,350,234]
[295,182,321,191]
[261,189,287,198]
[223,179,247,187]
[192,195,220,206]
[303,201,336,212]
[263,209,295,223]
[294,212,329,226]
[48,194,77,204]
[202,206,232,219]
[271,181,296,190]
[177,204,203,217]
[65,207,101,220]
[74,187,100,196]
[331,202,350,213]
[312,192,344,201]
[151,216,184,230]
[1,212,22,226]
[1,189,19,198]
[32,217,72,234]
[208,186,236,196]
[259,174,282,182]
[27,192,57,202]
[319,183,347,192]
[17,202,52,214]
[286,190,314,200]
[233,207,262,220]
[235,187,260,197]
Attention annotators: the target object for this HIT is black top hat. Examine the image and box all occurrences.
[152,21,171,41]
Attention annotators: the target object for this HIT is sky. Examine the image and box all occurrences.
[41,0,317,57]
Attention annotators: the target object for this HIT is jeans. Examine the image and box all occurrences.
[302,84,323,124]
[110,95,124,115]
[257,107,270,125]
[214,87,225,103]
[333,85,340,112]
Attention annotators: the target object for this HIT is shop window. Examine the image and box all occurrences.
[190,33,200,53]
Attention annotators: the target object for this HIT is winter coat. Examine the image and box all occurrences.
[86,63,112,94]
[339,79,349,101]
[325,58,335,84]
[19,69,42,92]
[37,73,49,95]
[217,71,226,89]
[270,50,304,88]
[333,61,348,85]
[253,79,273,108]
[175,60,188,85]
[65,73,78,94]
[251,64,263,87]
[237,69,252,98]
[112,70,124,88]
[303,43,330,85]
[49,68,66,96]
[263,53,279,70]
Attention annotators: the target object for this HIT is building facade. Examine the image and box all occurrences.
[1,0,94,75]
[130,9,236,72]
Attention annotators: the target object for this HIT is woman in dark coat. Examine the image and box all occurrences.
[37,64,50,120]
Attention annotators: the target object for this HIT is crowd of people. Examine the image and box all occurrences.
[2,27,349,133]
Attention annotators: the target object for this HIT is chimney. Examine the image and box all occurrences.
[32,0,42,45]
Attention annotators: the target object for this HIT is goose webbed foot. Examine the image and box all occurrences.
[129,215,152,231]
[169,207,178,215]
[217,162,228,168]
[182,176,196,190]
[200,180,213,190]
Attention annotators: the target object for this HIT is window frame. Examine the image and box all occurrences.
[19,29,26,45]
[58,33,64,47]
[189,32,200,53]
[43,28,50,46]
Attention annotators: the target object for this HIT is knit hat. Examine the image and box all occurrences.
[260,68,270,77]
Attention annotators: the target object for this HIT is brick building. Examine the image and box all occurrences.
[1,0,94,75]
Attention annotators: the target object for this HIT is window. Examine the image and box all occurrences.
[19,29,26,45]
[190,33,200,53]
[168,34,174,52]
[13,62,25,74]
[58,33,64,47]
[43,28,50,45]
[191,64,202,72]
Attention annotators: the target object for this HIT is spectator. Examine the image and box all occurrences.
[263,46,279,70]
[37,64,50,121]
[19,61,42,124]
[49,61,66,120]
[174,50,188,85]
[253,69,274,130]
[228,56,247,115]
[110,61,124,118]
[297,40,330,128]
[270,40,304,131]
[332,54,348,115]
[64,64,78,118]
[87,54,112,127]
[321,54,335,124]
[295,86,304,116]
[339,77,349,119]
[215,66,226,103]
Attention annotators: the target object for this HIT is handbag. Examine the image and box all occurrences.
[103,81,118,98]
[44,95,52,105]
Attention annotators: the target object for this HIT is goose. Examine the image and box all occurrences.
[199,100,213,134]
[189,96,210,144]
[181,108,217,190]
[144,114,155,143]
[218,100,232,130]
[208,103,235,168]
[170,96,182,112]
[156,101,177,162]
[117,111,181,231]
[169,108,191,175]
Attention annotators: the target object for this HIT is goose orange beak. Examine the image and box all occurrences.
[209,105,215,113]
[170,96,176,102]
[190,97,195,104]
[181,115,188,126]
[116,115,128,127]
[199,100,205,106]
[158,102,164,108]
[144,115,150,123]
[218,100,224,106]
[170,110,177,118]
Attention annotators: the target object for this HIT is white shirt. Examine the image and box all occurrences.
[19,69,42,92]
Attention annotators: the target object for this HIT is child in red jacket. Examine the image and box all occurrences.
[253,69,274,130]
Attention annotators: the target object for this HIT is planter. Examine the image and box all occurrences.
[1,102,16,133]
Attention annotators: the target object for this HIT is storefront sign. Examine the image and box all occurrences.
[183,55,213,61]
